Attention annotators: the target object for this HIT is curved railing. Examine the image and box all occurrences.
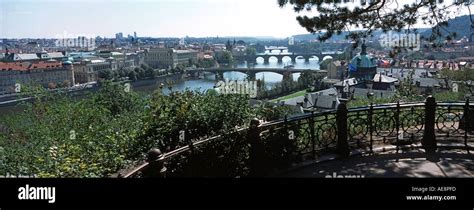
[119,97,474,178]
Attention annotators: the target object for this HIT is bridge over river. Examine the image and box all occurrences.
[235,51,345,64]
[186,67,327,80]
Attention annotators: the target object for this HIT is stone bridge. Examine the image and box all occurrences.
[235,52,344,64]
[187,67,326,80]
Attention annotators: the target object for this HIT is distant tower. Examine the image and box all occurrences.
[63,61,75,86]
[134,32,137,39]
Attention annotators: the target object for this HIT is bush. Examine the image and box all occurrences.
[0,82,295,177]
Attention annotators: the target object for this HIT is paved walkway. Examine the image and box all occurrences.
[281,148,474,177]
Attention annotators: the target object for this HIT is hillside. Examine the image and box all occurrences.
[421,15,473,39]
[292,15,472,42]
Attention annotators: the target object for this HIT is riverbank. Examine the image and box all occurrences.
[269,90,307,102]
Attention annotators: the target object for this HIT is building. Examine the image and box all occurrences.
[0,61,74,94]
[327,59,345,79]
[348,42,377,82]
[115,33,124,40]
[212,44,226,52]
[73,59,110,84]
[3,51,67,63]
[144,48,197,69]
[372,73,398,91]
[301,88,341,111]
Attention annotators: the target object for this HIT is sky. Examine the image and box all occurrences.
[0,0,472,39]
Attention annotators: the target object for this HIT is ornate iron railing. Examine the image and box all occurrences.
[119,96,474,178]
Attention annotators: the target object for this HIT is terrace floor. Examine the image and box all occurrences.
[280,148,474,177]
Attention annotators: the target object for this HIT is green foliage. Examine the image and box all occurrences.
[0,83,145,177]
[393,70,425,102]
[196,58,216,68]
[215,51,234,64]
[319,59,331,70]
[245,47,257,56]
[133,89,253,157]
[0,82,295,177]
[278,1,469,48]
[348,96,395,108]
[254,103,296,122]
[439,68,474,82]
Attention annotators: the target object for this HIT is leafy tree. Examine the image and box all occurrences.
[245,47,257,56]
[298,70,325,91]
[197,58,216,68]
[319,59,332,70]
[215,51,234,64]
[0,83,146,177]
[128,70,138,81]
[98,69,114,80]
[134,67,146,79]
[253,43,266,53]
[278,0,473,46]
[145,67,157,79]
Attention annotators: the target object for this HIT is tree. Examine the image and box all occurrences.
[48,82,57,89]
[254,43,266,53]
[128,70,138,81]
[145,67,157,79]
[215,51,234,64]
[98,69,113,80]
[134,67,146,79]
[62,80,71,88]
[197,58,216,68]
[278,0,473,46]
[319,59,332,70]
[245,47,257,56]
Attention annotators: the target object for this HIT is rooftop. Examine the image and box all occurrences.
[0,61,63,71]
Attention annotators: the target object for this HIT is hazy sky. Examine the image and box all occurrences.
[0,0,472,39]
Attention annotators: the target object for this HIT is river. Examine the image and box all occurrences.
[151,57,321,94]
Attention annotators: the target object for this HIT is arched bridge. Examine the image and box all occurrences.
[235,52,345,64]
[187,67,326,80]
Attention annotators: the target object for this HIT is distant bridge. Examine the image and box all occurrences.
[187,67,327,80]
[235,52,345,64]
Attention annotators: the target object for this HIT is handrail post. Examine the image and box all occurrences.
[395,101,401,154]
[464,98,470,152]
[310,111,316,159]
[143,148,167,178]
[422,96,437,154]
[336,103,350,157]
[368,103,374,154]
[248,118,265,177]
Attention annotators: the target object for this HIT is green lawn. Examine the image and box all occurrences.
[270,90,307,102]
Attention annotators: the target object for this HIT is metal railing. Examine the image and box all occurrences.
[119,96,474,178]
